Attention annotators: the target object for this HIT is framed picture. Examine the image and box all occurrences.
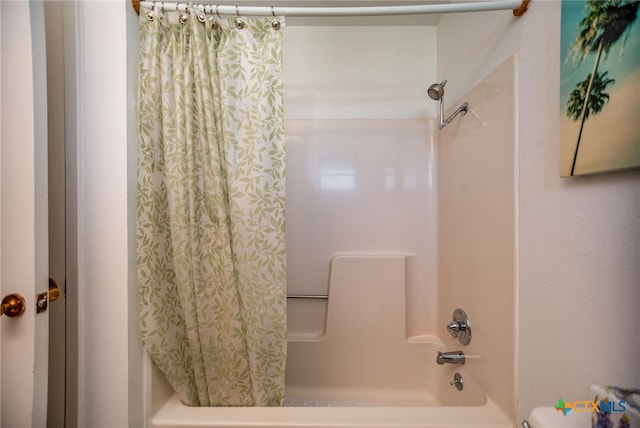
[560,0,640,177]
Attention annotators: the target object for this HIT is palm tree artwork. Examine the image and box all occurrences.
[566,71,616,122]
[562,0,640,176]
[566,71,616,175]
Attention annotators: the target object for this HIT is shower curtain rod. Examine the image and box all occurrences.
[133,0,530,18]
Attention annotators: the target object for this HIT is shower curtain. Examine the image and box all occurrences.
[136,6,287,407]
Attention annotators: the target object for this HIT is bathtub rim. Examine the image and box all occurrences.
[149,392,512,428]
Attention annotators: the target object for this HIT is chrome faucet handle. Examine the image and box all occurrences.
[447,321,466,336]
[449,373,463,391]
[446,308,472,346]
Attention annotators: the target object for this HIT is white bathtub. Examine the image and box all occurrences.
[146,256,512,428]
[150,397,511,428]
[148,356,512,427]
[148,368,512,428]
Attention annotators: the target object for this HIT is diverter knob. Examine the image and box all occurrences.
[446,308,471,346]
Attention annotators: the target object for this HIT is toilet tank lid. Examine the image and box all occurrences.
[525,407,591,427]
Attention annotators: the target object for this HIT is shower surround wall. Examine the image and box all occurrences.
[285,119,437,341]
[438,55,517,421]
[283,26,439,337]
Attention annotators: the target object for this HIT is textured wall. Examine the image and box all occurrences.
[75,1,141,427]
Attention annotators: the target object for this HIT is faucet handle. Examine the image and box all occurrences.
[449,373,463,391]
[447,321,466,336]
[446,308,472,346]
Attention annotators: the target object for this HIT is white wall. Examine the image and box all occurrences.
[75,1,143,427]
[438,1,640,422]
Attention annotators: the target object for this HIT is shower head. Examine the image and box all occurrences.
[427,80,447,101]
[426,79,469,130]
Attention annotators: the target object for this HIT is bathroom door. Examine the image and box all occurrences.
[0,1,50,426]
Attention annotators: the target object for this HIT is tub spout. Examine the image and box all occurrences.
[436,350,465,365]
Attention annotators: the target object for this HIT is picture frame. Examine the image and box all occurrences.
[559,0,640,177]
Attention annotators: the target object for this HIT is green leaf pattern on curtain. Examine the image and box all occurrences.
[137,7,286,407]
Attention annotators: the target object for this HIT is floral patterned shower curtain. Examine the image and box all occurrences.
[136,6,287,407]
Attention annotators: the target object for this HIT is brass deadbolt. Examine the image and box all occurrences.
[36,278,62,314]
[49,278,60,302]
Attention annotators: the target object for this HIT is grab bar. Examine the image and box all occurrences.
[286,294,328,300]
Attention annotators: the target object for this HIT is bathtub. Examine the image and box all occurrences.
[148,356,511,427]
[145,255,513,428]
[148,356,512,427]
[150,389,511,428]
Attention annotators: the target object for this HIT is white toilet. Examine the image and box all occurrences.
[523,406,590,427]
[523,384,639,428]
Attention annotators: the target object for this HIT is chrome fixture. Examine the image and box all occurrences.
[436,350,465,365]
[447,308,472,346]
[286,294,328,299]
[450,373,464,391]
[427,80,469,129]
[427,80,446,101]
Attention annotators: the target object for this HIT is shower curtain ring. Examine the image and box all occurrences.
[234,5,245,29]
[196,4,206,22]
[179,10,189,24]
[146,1,155,20]
[270,6,281,30]
[211,5,219,28]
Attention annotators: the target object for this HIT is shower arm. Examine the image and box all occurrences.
[439,102,469,130]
